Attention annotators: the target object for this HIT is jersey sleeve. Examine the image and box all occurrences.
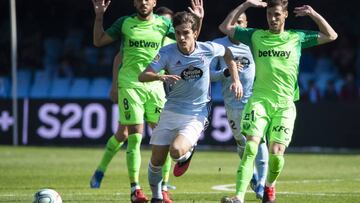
[296,30,319,49]
[105,16,128,40]
[161,16,176,40]
[209,42,226,58]
[149,47,168,73]
[234,26,256,46]
[210,57,225,82]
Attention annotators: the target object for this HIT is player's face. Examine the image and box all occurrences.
[266,5,288,33]
[175,23,198,54]
[134,0,156,18]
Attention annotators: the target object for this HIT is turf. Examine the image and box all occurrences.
[0,146,359,202]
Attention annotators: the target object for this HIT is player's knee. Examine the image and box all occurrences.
[269,142,286,155]
[150,156,165,167]
[114,130,128,142]
[245,141,259,157]
[169,145,184,160]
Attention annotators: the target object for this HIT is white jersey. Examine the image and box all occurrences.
[150,41,225,117]
[210,36,255,110]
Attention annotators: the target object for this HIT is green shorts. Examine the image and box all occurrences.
[240,98,297,147]
[118,87,166,125]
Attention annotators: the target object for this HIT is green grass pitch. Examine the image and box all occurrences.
[0,146,359,202]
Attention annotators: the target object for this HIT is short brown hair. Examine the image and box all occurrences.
[267,0,288,10]
[172,11,200,32]
[155,6,174,18]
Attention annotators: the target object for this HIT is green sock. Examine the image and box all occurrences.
[235,141,259,200]
[126,133,142,183]
[267,153,285,184]
[97,135,123,172]
[162,154,171,184]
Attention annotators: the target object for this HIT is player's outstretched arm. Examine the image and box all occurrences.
[92,0,114,47]
[219,0,266,38]
[138,66,181,83]
[188,0,204,39]
[294,5,338,44]
[223,48,243,100]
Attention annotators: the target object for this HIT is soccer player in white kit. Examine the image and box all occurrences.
[210,13,269,199]
[139,11,242,203]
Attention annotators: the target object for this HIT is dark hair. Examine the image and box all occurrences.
[267,0,288,10]
[155,6,174,18]
[172,11,200,32]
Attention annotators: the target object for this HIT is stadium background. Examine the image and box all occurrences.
[0,0,360,150]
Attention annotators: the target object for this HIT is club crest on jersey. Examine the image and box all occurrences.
[181,65,203,81]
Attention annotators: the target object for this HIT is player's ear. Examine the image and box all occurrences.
[284,10,288,19]
[194,30,199,40]
[153,0,157,7]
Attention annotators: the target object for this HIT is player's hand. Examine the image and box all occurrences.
[159,75,181,82]
[92,0,111,16]
[230,81,243,100]
[109,83,118,103]
[246,0,267,8]
[294,5,315,17]
[188,0,204,19]
[236,62,244,72]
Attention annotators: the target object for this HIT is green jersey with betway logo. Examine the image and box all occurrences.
[106,14,174,89]
[234,27,318,102]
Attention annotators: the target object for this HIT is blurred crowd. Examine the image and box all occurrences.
[0,0,359,102]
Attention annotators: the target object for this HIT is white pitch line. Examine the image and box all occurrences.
[2,179,360,198]
[211,178,360,196]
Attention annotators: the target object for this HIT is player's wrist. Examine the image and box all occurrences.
[158,75,164,82]
[95,15,104,21]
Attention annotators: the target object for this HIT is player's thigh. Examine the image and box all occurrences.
[150,110,177,146]
[175,114,208,149]
[269,102,297,147]
[226,108,246,145]
[241,99,270,139]
[118,88,146,125]
[145,88,166,124]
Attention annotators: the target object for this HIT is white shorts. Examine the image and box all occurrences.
[150,110,208,146]
[226,108,246,145]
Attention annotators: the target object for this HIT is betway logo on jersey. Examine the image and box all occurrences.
[258,49,291,59]
[129,40,160,50]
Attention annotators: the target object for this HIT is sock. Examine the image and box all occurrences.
[255,142,269,187]
[172,147,193,163]
[148,162,163,199]
[267,153,285,185]
[130,183,141,193]
[235,141,259,201]
[97,135,123,172]
[162,154,171,191]
[127,133,142,184]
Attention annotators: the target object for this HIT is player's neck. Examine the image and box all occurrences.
[269,26,285,34]
[137,13,153,21]
[228,36,240,45]
[177,43,196,55]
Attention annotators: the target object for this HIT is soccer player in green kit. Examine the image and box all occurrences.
[90,6,176,194]
[219,0,337,202]
[91,0,203,202]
